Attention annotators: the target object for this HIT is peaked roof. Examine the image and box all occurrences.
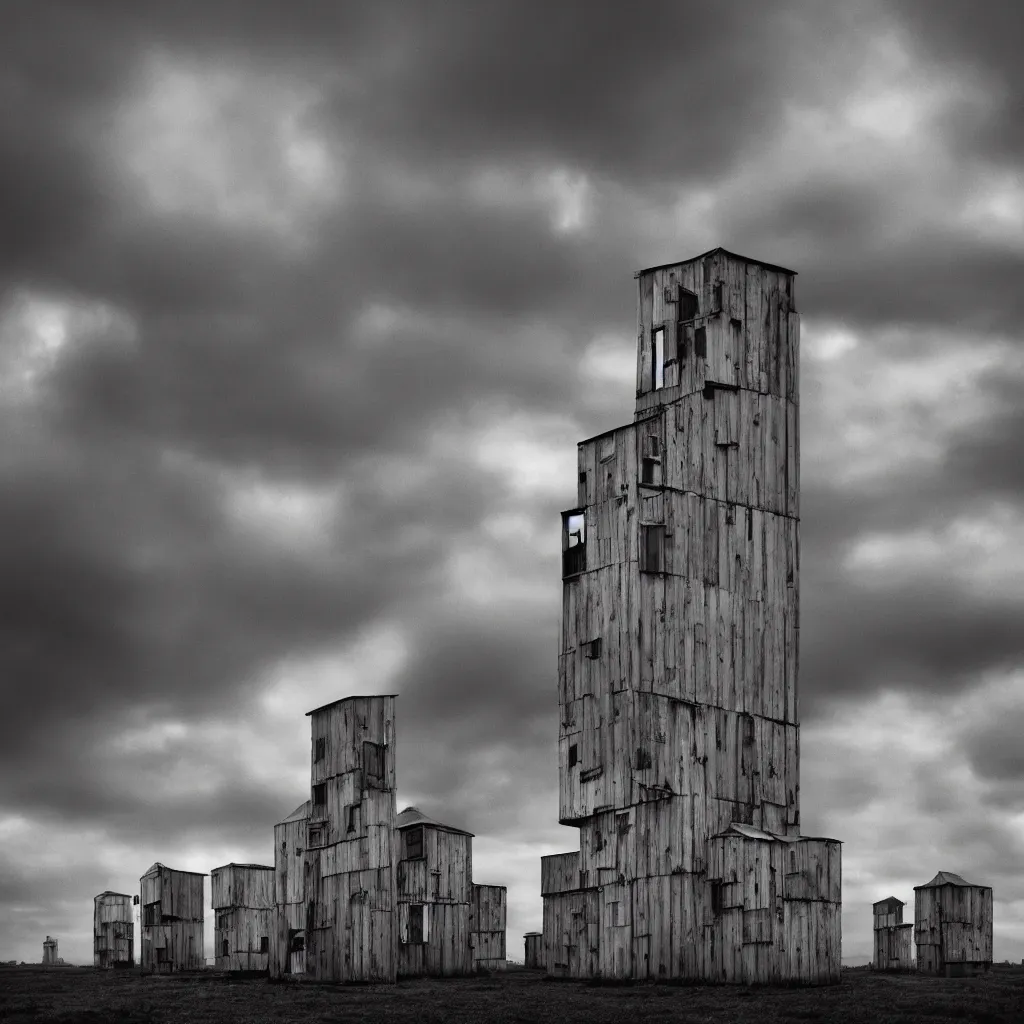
[211,863,275,872]
[94,891,133,899]
[914,871,984,889]
[873,896,906,908]
[305,694,398,716]
[278,800,312,824]
[636,246,798,279]
[141,862,207,877]
[396,806,473,837]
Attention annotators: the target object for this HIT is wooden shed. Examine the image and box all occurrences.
[395,805,473,977]
[93,892,134,968]
[540,250,842,984]
[303,695,398,984]
[524,932,543,969]
[873,896,912,970]
[211,863,275,972]
[139,862,205,972]
[269,800,310,980]
[42,936,58,965]
[469,884,508,971]
[914,871,993,976]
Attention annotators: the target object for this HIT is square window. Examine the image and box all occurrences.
[678,288,699,322]
[585,638,602,660]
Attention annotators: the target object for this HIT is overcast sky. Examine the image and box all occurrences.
[2,0,1023,969]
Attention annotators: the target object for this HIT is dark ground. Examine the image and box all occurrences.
[2,964,1023,1024]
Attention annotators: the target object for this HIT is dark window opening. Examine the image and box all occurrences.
[404,826,424,860]
[363,741,385,787]
[347,804,358,834]
[651,326,665,390]
[640,524,665,573]
[747,507,753,541]
[713,282,723,310]
[314,736,326,763]
[641,457,661,486]
[568,744,579,768]
[578,471,587,484]
[431,872,441,899]
[694,326,707,359]
[221,939,229,957]
[562,510,586,578]
[585,638,602,660]
[143,902,160,927]
[634,747,653,770]
[408,904,426,944]
[307,823,325,848]
[711,882,723,916]
[730,317,743,331]
[679,288,699,322]
[616,813,630,835]
[288,930,305,954]
[312,783,326,812]
[743,715,755,745]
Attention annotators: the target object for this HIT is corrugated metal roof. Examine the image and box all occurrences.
[305,694,398,716]
[279,800,312,824]
[396,805,474,837]
[914,871,983,889]
[635,246,798,279]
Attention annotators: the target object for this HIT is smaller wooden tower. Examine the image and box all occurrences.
[42,936,58,965]
[396,806,474,977]
[211,863,275,972]
[872,897,912,970]
[270,800,310,980]
[914,871,993,977]
[524,932,543,968]
[140,862,206,972]
[470,884,508,971]
[94,892,134,968]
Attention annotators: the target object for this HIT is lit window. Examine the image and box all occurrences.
[651,326,665,390]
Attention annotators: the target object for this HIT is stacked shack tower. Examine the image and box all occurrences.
[541,248,842,984]
[211,863,275,972]
[140,863,205,972]
[873,896,913,970]
[914,871,992,976]
[93,891,134,968]
[42,936,58,965]
[270,800,311,978]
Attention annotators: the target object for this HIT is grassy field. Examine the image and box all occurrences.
[2,964,1023,1024]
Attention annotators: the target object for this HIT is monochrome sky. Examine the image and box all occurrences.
[2,0,1023,967]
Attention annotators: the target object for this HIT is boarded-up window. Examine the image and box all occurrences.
[634,747,653,770]
[363,741,385,788]
[562,510,586,578]
[143,902,159,927]
[640,525,665,573]
[314,736,326,762]
[568,744,578,768]
[312,783,326,813]
[585,638,602,660]
[404,904,427,944]
[651,326,665,390]
[404,827,424,860]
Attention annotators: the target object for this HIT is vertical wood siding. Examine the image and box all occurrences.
[211,865,275,972]
[94,893,134,968]
[544,250,841,984]
[139,865,205,973]
[914,883,993,975]
[470,884,507,970]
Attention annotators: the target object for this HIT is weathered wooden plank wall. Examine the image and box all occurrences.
[543,249,842,984]
[212,864,275,972]
[914,879,993,975]
[469,884,507,969]
[304,696,397,984]
[270,801,309,979]
[93,892,134,968]
[524,932,543,968]
[139,864,205,973]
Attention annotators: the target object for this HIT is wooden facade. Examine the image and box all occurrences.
[873,896,912,970]
[914,872,993,976]
[42,936,58,965]
[541,249,842,984]
[93,892,134,968]
[470,884,508,970]
[303,695,398,983]
[139,862,205,973]
[395,806,473,977]
[524,932,543,968]
[270,800,310,979]
[211,863,275,972]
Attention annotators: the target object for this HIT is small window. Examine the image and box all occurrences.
[312,783,326,811]
[651,326,665,390]
[308,823,325,848]
[143,902,159,927]
[634,747,653,770]
[640,457,661,486]
[568,744,579,768]
[347,804,358,833]
[562,510,586,579]
[288,929,305,954]
[640,525,665,573]
[679,288,699,322]
[711,881,723,916]
[408,904,427,944]
[314,736,326,763]
[578,471,587,484]
[222,939,229,957]
[695,326,707,359]
[713,282,723,310]
[404,826,424,860]
[616,813,630,836]
[363,741,385,786]
[585,638,602,660]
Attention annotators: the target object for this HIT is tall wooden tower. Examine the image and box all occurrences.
[541,248,842,984]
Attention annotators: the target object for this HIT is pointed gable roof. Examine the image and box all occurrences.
[915,871,976,889]
[396,806,473,837]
